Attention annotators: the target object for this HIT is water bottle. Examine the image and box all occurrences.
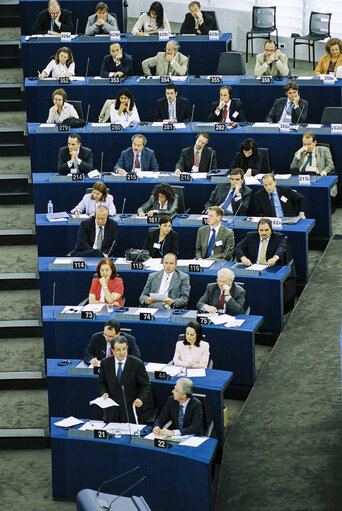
[47,200,53,214]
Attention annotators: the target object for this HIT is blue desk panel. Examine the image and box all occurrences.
[51,417,217,508]
[43,306,263,385]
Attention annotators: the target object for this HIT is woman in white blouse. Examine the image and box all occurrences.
[46,88,79,124]
[71,181,116,217]
[109,88,140,127]
[132,1,171,35]
[39,47,75,80]
[173,321,210,368]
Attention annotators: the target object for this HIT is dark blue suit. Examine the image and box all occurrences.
[234,231,287,264]
[83,331,141,363]
[99,53,133,78]
[71,216,118,257]
[154,395,203,435]
[114,147,159,172]
[154,96,192,122]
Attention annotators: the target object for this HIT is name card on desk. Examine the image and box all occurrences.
[160,76,171,84]
[298,175,311,186]
[110,31,121,40]
[154,370,171,380]
[58,124,70,132]
[60,32,71,41]
[72,173,84,181]
[209,75,222,84]
[215,123,226,132]
[158,30,169,41]
[131,261,144,270]
[180,173,191,181]
[73,260,87,270]
[331,124,342,133]
[163,122,174,131]
[81,310,96,320]
[147,216,159,224]
[322,74,335,85]
[109,76,120,84]
[58,76,69,85]
[279,123,290,131]
[154,438,169,449]
[110,123,122,132]
[189,264,201,272]
[126,173,138,181]
[94,429,108,439]
[260,76,272,84]
[197,314,211,325]
[209,30,220,40]
[271,218,282,230]
[139,312,153,321]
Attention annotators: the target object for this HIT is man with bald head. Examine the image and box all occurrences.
[31,0,74,35]
[142,41,188,76]
[197,268,247,315]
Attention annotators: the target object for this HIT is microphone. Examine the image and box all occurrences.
[100,151,104,175]
[190,103,195,126]
[121,385,132,438]
[230,196,243,226]
[292,102,305,128]
[85,57,90,79]
[96,466,141,509]
[75,18,79,36]
[186,54,190,75]
[107,239,116,258]
[208,148,214,172]
[85,104,90,126]
[52,281,56,318]
[120,197,126,217]
[107,476,147,511]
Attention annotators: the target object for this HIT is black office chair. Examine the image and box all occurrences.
[234,281,250,315]
[259,148,271,172]
[292,12,332,69]
[282,236,297,313]
[68,100,85,120]
[245,6,278,63]
[173,333,213,369]
[204,10,219,32]
[193,393,214,437]
[216,52,246,75]
[320,107,342,124]
[174,185,190,214]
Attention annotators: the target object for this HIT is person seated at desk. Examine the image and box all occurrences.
[38,47,75,80]
[204,168,252,216]
[195,206,234,261]
[85,1,118,36]
[58,134,93,175]
[109,88,140,127]
[208,85,246,123]
[265,82,308,124]
[175,131,217,174]
[83,320,141,366]
[100,43,133,78]
[31,0,74,35]
[132,1,171,35]
[255,174,306,219]
[290,132,335,176]
[153,377,203,437]
[70,205,117,257]
[139,253,190,309]
[254,40,289,77]
[173,321,210,368]
[89,258,123,306]
[138,183,178,218]
[46,88,78,124]
[230,138,262,177]
[197,268,247,315]
[234,217,287,267]
[314,38,342,76]
[180,1,215,35]
[114,134,159,175]
[143,215,179,258]
[142,40,188,76]
[71,181,116,217]
[154,83,192,123]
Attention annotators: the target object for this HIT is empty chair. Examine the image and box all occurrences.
[194,393,214,437]
[173,185,190,214]
[292,12,332,69]
[217,52,246,75]
[320,107,342,124]
[245,6,278,63]
[204,10,219,31]
[68,100,85,120]
[259,147,271,172]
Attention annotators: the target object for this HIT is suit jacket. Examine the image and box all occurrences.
[234,231,287,265]
[315,53,342,75]
[137,196,178,217]
[254,186,305,217]
[73,217,117,256]
[57,146,94,175]
[208,99,246,123]
[173,340,210,368]
[205,182,252,215]
[99,53,133,78]
[142,51,188,76]
[197,281,247,315]
[83,331,141,363]
[290,145,334,174]
[180,11,215,35]
[154,395,203,435]
[143,227,179,258]
[254,52,289,77]
[230,151,262,176]
[175,146,217,172]
[154,96,192,122]
[114,147,159,172]
[195,224,235,261]
[31,9,74,34]
[85,13,118,35]
[139,268,190,309]
[265,97,308,124]
[98,355,151,422]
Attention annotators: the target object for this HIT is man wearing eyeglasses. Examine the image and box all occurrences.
[197,268,247,315]
[142,41,188,76]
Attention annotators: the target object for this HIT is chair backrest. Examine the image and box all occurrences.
[309,11,331,37]
[177,333,207,342]
[68,100,85,120]
[193,393,214,436]
[204,10,219,31]
[234,281,250,315]
[258,148,271,172]
[252,6,276,31]
[284,235,297,278]
[320,107,342,124]
[121,327,132,335]
[173,185,189,214]
[217,52,246,75]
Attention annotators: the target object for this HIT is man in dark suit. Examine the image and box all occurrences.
[265,81,308,124]
[180,1,215,35]
[57,134,94,175]
[234,218,287,267]
[175,131,217,174]
[204,168,252,215]
[83,320,141,365]
[100,42,133,78]
[31,0,74,35]
[195,206,235,261]
[98,336,151,423]
[70,205,117,257]
[197,268,247,315]
[114,134,159,175]
[255,174,306,219]
[154,83,192,123]
[208,85,246,123]
[153,378,203,436]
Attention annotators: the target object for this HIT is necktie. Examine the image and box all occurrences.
[221,104,227,123]
[206,229,216,258]
[286,101,293,116]
[97,228,103,249]
[194,151,200,168]
[117,362,122,383]
[178,404,184,430]
[134,153,140,169]
[106,343,111,357]
[169,101,175,119]
[259,239,267,264]
[159,274,170,295]
[218,290,225,311]
[301,152,312,173]
[50,18,54,30]
[271,192,284,218]
[221,187,234,211]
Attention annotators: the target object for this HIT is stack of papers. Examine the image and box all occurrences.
[177,258,214,268]
[54,416,84,428]
[136,170,159,178]
[90,397,119,408]
[224,318,245,328]
[144,259,163,272]
[46,211,69,222]
[134,307,158,315]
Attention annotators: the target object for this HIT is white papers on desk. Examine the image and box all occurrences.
[90,122,111,127]
[136,170,160,178]
[79,420,107,431]
[208,314,234,325]
[177,259,214,269]
[181,436,208,447]
[71,213,88,218]
[307,124,323,128]
[53,257,72,264]
[115,257,130,265]
[88,169,101,179]
[165,366,182,377]
[90,396,119,408]
[244,176,261,185]
[150,293,167,301]
[76,361,90,368]
[151,122,164,127]
[191,172,207,179]
[246,264,267,271]
[82,304,105,313]
[103,423,146,435]
[145,362,166,372]
[296,76,314,80]
[187,368,206,377]
[169,76,187,81]
[54,416,84,428]
[274,174,291,179]
[252,122,280,128]
[61,305,83,313]
[134,307,158,315]
[69,76,85,81]
[194,123,215,127]
[39,123,55,127]
[144,259,164,271]
[174,123,186,129]
[224,318,245,328]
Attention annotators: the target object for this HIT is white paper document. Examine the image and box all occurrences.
[54,416,84,428]
[187,368,206,377]
[88,169,101,179]
[246,264,267,271]
[190,172,207,179]
[136,170,160,178]
[79,420,107,431]
[165,366,182,377]
[307,124,323,128]
[274,174,291,180]
[134,308,158,315]
[115,257,131,265]
[145,362,166,372]
[252,122,280,128]
[149,293,167,301]
[103,422,146,434]
[244,176,261,185]
[181,436,208,447]
[224,318,245,328]
[177,259,214,268]
[209,314,235,325]
[82,304,105,312]
[61,306,83,314]
[174,123,186,129]
[53,257,73,264]
[71,213,88,218]
[90,397,119,408]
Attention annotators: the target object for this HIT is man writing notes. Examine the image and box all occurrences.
[58,134,94,175]
[290,132,334,176]
[255,174,306,219]
[265,82,308,124]
[204,168,252,216]
[142,41,188,76]
[195,206,235,261]
[154,84,192,123]
[254,40,289,77]
[175,132,217,174]
[197,268,247,315]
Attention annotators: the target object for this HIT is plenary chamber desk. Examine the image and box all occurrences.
[42,306,263,386]
[38,257,290,332]
[35,213,314,283]
[47,359,233,448]
[51,417,217,509]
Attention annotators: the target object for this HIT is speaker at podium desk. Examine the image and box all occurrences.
[76,488,151,511]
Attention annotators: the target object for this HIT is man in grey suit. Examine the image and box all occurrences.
[195,206,234,261]
[290,131,334,176]
[142,41,188,76]
[85,2,118,35]
[254,40,289,77]
[266,82,308,124]
[139,253,190,309]
[197,268,247,315]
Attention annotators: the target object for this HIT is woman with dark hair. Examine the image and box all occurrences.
[71,181,116,217]
[109,88,140,127]
[315,37,342,76]
[46,88,78,123]
[89,258,124,305]
[132,2,171,35]
[173,321,210,368]
[230,138,262,177]
[137,183,178,217]
[143,215,179,258]
[39,46,75,79]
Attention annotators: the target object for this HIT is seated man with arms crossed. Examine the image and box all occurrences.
[204,168,252,216]
[100,43,133,78]
[58,134,94,175]
[195,206,234,261]
[197,268,247,315]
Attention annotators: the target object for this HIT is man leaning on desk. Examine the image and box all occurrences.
[142,41,188,76]
[254,174,306,219]
[31,0,74,35]
[197,268,247,315]
[58,134,94,175]
[204,168,252,216]
[113,134,159,175]
[254,40,289,77]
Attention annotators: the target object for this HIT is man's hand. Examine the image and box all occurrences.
[320,170,327,176]
[147,209,158,216]
[241,256,252,266]
[267,256,278,267]
[153,426,161,435]
[222,284,231,298]
[115,50,123,62]
[74,210,81,218]
[159,428,174,436]
[146,297,155,305]
[133,398,143,407]
[138,211,146,217]
[69,150,77,162]
[293,92,300,108]
[298,213,306,219]
[90,358,100,367]
[163,298,174,306]
[114,71,124,77]
[117,168,126,175]
[96,18,105,26]
[175,168,182,175]
[102,393,109,399]
[203,304,217,313]
[166,52,174,62]
[218,99,226,110]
